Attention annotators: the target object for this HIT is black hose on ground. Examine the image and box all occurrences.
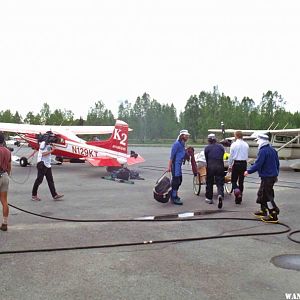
[288,230,300,244]
[0,203,292,255]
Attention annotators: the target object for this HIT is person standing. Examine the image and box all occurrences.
[32,138,64,201]
[167,129,190,205]
[244,134,280,223]
[228,131,249,204]
[0,133,11,231]
[204,134,225,209]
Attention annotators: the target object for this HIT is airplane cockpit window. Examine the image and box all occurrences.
[274,135,298,144]
[56,138,65,145]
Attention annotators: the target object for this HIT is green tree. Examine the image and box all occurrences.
[118,100,131,123]
[182,95,201,142]
[24,112,42,124]
[87,100,115,125]
[40,103,51,124]
[259,90,286,128]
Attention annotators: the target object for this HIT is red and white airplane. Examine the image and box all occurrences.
[0,120,144,168]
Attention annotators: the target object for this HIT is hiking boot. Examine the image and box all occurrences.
[205,198,213,204]
[172,197,183,205]
[0,223,7,231]
[253,210,268,218]
[217,195,223,209]
[32,195,41,201]
[53,194,64,200]
[261,211,279,224]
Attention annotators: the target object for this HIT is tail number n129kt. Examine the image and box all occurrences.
[72,146,98,157]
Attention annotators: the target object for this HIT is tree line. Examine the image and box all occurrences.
[1,87,300,143]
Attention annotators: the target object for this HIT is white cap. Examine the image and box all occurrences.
[207,133,216,140]
[257,133,269,140]
[179,129,190,136]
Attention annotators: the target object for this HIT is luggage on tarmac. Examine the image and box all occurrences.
[153,172,171,203]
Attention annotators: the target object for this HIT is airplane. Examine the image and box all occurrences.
[6,135,28,147]
[208,126,300,171]
[0,120,144,169]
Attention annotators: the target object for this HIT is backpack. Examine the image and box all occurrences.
[129,169,143,180]
[114,167,131,181]
[153,172,171,203]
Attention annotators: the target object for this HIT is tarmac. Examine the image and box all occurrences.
[1,146,300,300]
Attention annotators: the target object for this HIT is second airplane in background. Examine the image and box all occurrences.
[208,126,300,170]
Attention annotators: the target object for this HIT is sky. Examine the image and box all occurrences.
[0,0,299,120]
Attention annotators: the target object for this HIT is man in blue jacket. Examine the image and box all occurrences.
[167,129,190,205]
[244,134,280,223]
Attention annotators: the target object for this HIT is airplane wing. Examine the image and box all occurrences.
[0,122,132,135]
[60,125,133,135]
[208,129,263,135]
[58,126,115,135]
[268,128,300,135]
[209,128,300,137]
[0,123,54,134]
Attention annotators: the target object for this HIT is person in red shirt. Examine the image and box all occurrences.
[0,133,12,231]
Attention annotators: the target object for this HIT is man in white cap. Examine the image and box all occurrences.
[167,129,190,205]
[204,133,225,209]
[244,133,280,223]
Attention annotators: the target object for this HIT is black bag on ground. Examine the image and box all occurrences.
[129,169,144,180]
[113,167,131,181]
[153,172,171,203]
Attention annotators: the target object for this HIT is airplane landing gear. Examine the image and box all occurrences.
[20,157,28,167]
[55,156,64,163]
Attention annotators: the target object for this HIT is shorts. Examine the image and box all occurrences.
[0,173,9,192]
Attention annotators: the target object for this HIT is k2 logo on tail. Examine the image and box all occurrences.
[113,129,127,146]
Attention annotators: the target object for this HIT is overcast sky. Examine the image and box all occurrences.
[0,0,299,119]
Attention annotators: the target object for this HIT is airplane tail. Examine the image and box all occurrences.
[86,120,144,166]
[87,120,129,154]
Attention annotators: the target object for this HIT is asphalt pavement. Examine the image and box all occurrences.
[0,146,300,300]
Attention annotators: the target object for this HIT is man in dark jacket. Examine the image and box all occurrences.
[244,134,280,223]
[204,134,225,209]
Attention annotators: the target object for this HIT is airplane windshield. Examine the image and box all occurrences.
[274,135,298,144]
[55,138,65,145]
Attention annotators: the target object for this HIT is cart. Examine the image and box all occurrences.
[193,164,232,196]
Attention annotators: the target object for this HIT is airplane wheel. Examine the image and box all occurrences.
[56,156,63,163]
[20,157,28,167]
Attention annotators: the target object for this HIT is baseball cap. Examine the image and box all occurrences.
[256,133,269,140]
[207,133,216,140]
[179,129,190,136]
